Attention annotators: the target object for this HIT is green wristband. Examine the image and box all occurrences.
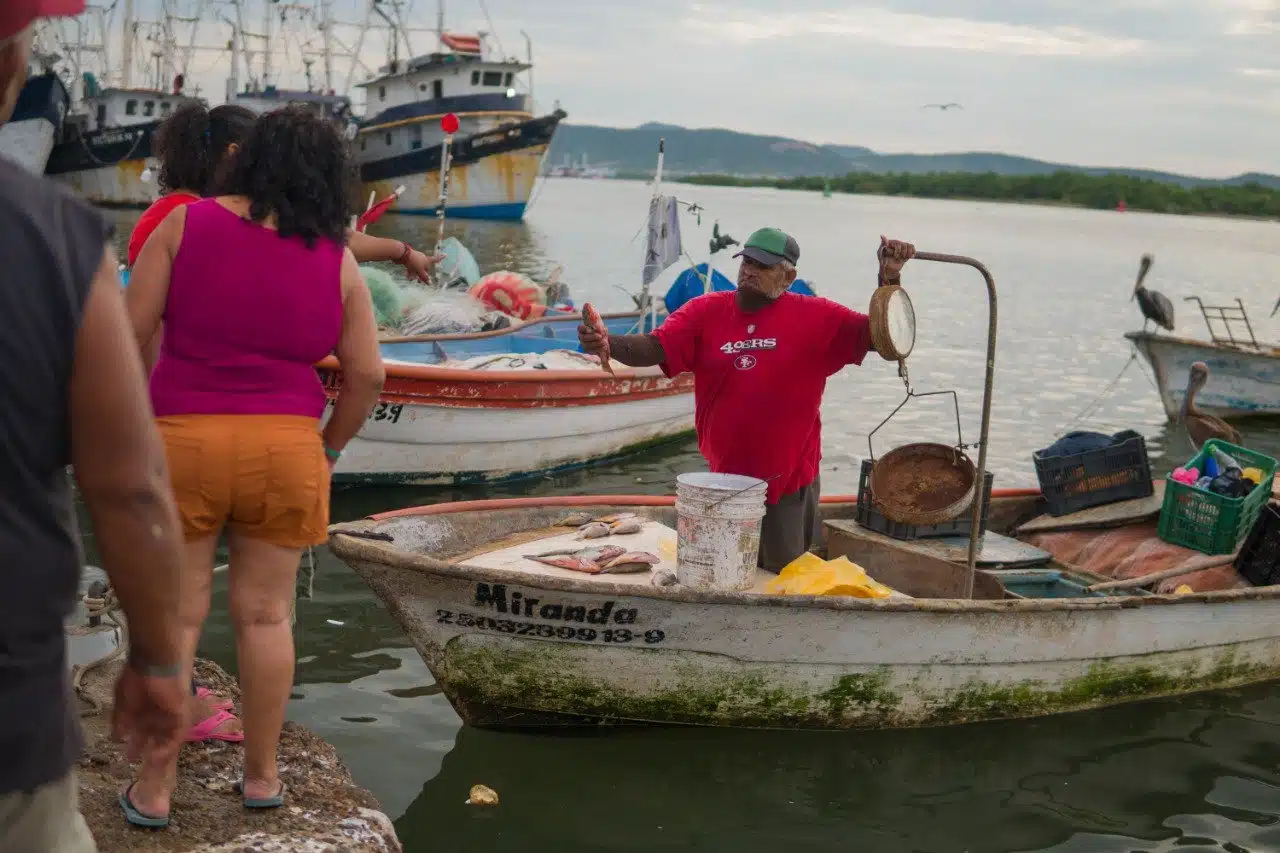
[324,445,342,461]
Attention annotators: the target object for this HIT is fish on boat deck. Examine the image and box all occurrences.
[523,545,658,575]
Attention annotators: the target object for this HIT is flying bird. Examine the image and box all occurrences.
[1131,254,1174,333]
[922,103,963,111]
[709,222,738,256]
[1179,361,1241,451]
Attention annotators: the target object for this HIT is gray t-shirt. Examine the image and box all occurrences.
[0,153,110,794]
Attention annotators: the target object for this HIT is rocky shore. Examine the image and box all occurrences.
[74,658,402,852]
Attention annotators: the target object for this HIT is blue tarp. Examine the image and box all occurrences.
[663,263,815,313]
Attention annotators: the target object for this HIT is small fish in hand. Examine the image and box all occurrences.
[581,303,614,376]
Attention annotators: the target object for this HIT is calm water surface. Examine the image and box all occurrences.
[102,182,1280,852]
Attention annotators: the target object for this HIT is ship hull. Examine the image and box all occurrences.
[359,110,563,222]
[45,121,158,207]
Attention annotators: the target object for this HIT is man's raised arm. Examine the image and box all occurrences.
[577,325,667,368]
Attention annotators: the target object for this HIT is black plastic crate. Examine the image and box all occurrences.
[1033,433,1154,517]
[1235,503,1280,587]
[855,458,994,540]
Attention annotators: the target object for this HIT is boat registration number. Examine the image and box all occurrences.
[438,609,666,645]
[324,399,404,424]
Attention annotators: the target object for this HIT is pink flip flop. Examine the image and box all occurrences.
[186,709,244,743]
[195,686,234,711]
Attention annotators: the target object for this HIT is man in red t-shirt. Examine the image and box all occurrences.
[579,228,914,571]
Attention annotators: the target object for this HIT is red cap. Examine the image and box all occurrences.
[0,0,85,44]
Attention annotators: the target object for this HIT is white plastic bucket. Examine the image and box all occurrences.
[674,472,768,591]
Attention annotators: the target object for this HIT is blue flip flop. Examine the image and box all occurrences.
[234,779,286,809]
[119,783,169,829]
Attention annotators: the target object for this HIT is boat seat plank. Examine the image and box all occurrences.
[1015,481,1165,535]
[823,520,1052,568]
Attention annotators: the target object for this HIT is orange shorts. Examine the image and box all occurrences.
[157,414,330,549]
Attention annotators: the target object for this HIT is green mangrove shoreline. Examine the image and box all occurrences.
[658,171,1280,220]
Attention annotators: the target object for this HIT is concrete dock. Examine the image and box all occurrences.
[74,657,402,852]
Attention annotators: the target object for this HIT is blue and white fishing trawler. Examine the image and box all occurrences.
[45,76,198,206]
[353,3,564,221]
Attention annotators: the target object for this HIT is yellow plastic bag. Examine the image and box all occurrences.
[764,552,895,599]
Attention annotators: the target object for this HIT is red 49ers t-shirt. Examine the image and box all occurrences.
[654,290,872,504]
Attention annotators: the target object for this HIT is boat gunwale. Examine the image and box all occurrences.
[1124,330,1280,356]
[377,309,657,345]
[317,355,692,386]
[328,493,1280,613]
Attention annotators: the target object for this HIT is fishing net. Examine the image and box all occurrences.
[1024,524,1248,593]
[362,264,499,335]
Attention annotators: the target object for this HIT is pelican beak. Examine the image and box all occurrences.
[1179,373,1195,421]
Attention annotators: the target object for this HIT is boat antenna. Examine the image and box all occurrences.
[638,138,665,332]
[432,112,461,279]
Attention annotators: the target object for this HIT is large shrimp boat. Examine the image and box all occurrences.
[353,2,565,220]
[36,3,199,206]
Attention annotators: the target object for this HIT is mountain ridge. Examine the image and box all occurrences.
[545,122,1279,189]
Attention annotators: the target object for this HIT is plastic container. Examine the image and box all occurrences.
[674,472,768,591]
[1234,504,1280,587]
[856,459,993,540]
[1033,433,1154,517]
[1157,439,1278,556]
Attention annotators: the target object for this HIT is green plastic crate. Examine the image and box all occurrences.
[1157,439,1278,555]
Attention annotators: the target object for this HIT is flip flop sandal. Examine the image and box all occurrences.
[195,686,234,711]
[185,709,245,743]
[234,779,286,809]
[119,783,169,829]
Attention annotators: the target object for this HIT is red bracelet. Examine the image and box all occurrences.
[396,242,413,265]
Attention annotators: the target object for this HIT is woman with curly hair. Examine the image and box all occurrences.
[130,101,440,278]
[120,106,385,827]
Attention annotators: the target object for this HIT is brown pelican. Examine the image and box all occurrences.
[1132,254,1174,333]
[1180,362,1241,451]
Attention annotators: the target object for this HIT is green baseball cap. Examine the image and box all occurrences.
[734,227,800,267]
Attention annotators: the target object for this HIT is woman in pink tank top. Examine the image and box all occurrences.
[121,106,384,826]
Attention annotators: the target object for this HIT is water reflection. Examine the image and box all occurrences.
[395,687,1280,853]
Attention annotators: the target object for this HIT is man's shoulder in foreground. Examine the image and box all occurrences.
[0,155,112,278]
[0,154,88,211]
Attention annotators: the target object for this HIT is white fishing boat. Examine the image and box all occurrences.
[318,350,694,485]
[327,490,1280,730]
[1127,297,1280,420]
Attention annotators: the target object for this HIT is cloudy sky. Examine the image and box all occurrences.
[57,0,1280,177]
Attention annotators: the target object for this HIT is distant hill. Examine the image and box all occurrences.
[546,122,1280,189]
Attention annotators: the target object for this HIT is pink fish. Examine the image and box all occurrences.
[530,555,604,573]
[597,551,661,574]
[525,545,629,575]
